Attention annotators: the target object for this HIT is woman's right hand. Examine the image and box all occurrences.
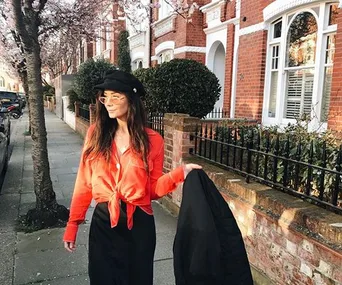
[64,241,76,253]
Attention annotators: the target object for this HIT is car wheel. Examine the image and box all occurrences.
[11,112,20,119]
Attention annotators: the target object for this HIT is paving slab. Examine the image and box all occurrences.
[31,274,90,285]
[0,193,20,232]
[14,245,88,285]
[154,259,175,285]
[155,231,176,261]
[0,232,16,285]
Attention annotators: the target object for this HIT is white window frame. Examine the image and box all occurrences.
[262,2,338,131]
[157,49,174,64]
[132,59,143,71]
[95,29,102,56]
[159,1,172,20]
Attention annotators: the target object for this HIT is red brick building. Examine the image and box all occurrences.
[138,0,342,131]
[71,0,342,132]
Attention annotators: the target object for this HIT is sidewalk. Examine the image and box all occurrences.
[0,110,177,285]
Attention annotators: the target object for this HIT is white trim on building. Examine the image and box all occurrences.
[239,22,267,36]
[174,46,206,54]
[155,41,175,55]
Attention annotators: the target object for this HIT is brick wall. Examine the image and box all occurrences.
[174,52,205,63]
[204,169,342,285]
[240,0,273,29]
[221,0,235,22]
[74,102,90,138]
[151,3,206,60]
[75,117,89,138]
[160,113,342,285]
[234,30,267,121]
[163,113,200,204]
[328,10,342,131]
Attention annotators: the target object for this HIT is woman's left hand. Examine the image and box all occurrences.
[183,163,202,178]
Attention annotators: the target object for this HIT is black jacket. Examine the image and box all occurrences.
[173,169,253,285]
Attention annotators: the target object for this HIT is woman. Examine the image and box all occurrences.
[63,70,201,285]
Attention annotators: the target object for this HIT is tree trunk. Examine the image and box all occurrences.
[12,0,68,229]
[19,71,31,134]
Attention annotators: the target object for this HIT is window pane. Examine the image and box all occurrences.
[325,34,336,64]
[273,21,282,38]
[272,45,279,69]
[329,4,338,26]
[285,69,314,119]
[269,72,278,117]
[321,67,333,122]
[287,12,317,67]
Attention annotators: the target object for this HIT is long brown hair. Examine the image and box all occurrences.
[83,90,150,171]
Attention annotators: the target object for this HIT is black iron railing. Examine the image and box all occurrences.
[147,113,164,137]
[79,106,90,122]
[205,108,230,119]
[193,125,342,214]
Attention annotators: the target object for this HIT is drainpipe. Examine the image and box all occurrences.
[230,0,240,118]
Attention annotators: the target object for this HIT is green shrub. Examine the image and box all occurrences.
[118,30,132,73]
[66,89,79,112]
[135,59,221,118]
[42,84,55,99]
[73,59,116,104]
[133,67,157,107]
[210,120,342,206]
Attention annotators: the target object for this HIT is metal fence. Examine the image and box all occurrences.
[193,124,342,214]
[204,108,230,119]
[147,113,164,137]
[79,106,90,122]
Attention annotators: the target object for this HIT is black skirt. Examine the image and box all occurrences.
[88,202,156,285]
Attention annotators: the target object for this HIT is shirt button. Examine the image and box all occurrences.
[116,163,120,169]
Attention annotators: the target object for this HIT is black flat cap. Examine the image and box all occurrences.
[94,70,145,96]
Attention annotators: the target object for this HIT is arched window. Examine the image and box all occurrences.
[157,49,173,64]
[132,59,143,71]
[285,12,317,119]
[264,3,338,126]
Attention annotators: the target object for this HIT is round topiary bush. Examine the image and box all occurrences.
[73,59,117,104]
[139,59,221,118]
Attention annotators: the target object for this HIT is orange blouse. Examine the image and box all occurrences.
[63,125,184,243]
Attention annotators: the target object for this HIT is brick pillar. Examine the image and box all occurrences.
[89,103,96,124]
[75,101,80,117]
[163,113,200,206]
[328,11,342,131]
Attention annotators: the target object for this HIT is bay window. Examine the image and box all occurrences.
[263,2,338,128]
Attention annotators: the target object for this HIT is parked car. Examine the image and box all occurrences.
[0,101,11,180]
[0,91,23,110]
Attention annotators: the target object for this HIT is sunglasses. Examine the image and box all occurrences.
[98,95,126,105]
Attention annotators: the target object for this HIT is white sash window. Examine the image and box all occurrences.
[263,3,338,129]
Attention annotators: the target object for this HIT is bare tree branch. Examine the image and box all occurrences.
[38,0,48,13]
